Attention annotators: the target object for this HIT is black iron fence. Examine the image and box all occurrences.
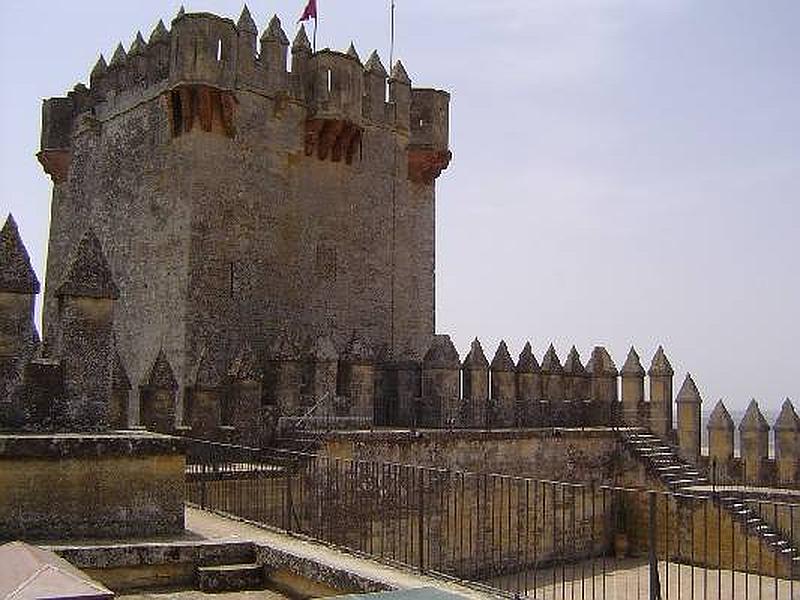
[185,440,799,599]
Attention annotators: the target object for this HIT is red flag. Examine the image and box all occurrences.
[298,0,317,22]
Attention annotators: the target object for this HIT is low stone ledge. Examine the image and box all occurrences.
[319,426,619,443]
[0,431,185,458]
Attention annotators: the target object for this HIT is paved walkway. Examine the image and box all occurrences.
[186,508,496,599]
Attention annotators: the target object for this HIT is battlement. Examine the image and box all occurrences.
[38,6,451,180]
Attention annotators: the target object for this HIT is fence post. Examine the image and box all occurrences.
[418,468,425,572]
[648,490,662,600]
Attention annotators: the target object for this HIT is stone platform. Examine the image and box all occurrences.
[0,431,185,540]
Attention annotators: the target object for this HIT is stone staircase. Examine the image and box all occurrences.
[619,427,800,579]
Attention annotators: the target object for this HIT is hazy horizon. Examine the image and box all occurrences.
[1,1,798,415]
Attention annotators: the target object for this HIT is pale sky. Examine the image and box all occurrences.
[1,1,798,416]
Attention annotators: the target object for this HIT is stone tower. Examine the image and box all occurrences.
[37,8,451,415]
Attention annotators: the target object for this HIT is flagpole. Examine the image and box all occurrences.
[313,0,318,52]
[389,0,396,67]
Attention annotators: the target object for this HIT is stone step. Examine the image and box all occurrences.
[197,563,264,593]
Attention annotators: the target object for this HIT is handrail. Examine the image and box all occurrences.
[281,391,333,433]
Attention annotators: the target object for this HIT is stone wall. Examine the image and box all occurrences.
[0,432,185,540]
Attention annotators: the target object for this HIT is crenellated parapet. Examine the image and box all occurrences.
[38,5,450,183]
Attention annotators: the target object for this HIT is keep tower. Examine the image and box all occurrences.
[37,8,451,415]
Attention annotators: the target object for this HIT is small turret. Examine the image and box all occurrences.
[739,399,770,483]
[235,6,258,86]
[140,347,178,433]
[707,399,734,470]
[675,373,702,462]
[774,399,800,484]
[227,342,263,445]
[290,25,312,99]
[170,12,237,89]
[0,215,41,407]
[515,342,542,425]
[305,334,338,405]
[56,230,119,431]
[338,331,376,421]
[620,346,645,424]
[188,346,223,437]
[346,42,361,63]
[260,15,289,89]
[363,51,388,123]
[563,346,588,403]
[128,32,148,86]
[462,338,489,426]
[421,335,460,427]
[89,55,108,98]
[147,20,171,83]
[541,344,565,405]
[389,60,411,130]
[648,345,674,438]
[266,331,302,415]
[106,43,128,90]
[490,340,516,426]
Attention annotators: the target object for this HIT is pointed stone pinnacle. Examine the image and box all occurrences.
[462,338,488,369]
[423,334,460,369]
[590,347,618,376]
[149,20,169,45]
[91,55,107,80]
[490,341,515,372]
[516,342,540,373]
[342,331,374,363]
[563,346,586,375]
[262,15,289,44]
[0,214,40,294]
[194,346,221,388]
[648,345,674,377]
[708,400,734,430]
[147,348,178,390]
[228,343,261,382]
[541,344,563,374]
[676,373,701,404]
[177,6,185,18]
[129,32,146,55]
[774,399,800,432]
[346,42,361,63]
[237,5,257,34]
[57,230,119,299]
[740,399,769,431]
[365,50,387,77]
[390,60,411,85]
[109,43,127,68]
[621,346,645,376]
[292,24,311,52]
[308,334,338,361]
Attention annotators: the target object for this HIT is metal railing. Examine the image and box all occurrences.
[185,441,800,599]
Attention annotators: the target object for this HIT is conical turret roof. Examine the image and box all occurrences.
[648,345,674,377]
[708,400,733,430]
[423,335,460,369]
[342,331,374,363]
[228,343,262,382]
[346,42,361,63]
[147,348,178,390]
[57,230,119,299]
[462,338,488,369]
[262,15,289,44]
[365,51,387,76]
[308,334,338,362]
[292,25,312,52]
[590,346,618,376]
[194,346,221,388]
[676,373,702,404]
[237,5,257,34]
[516,342,540,373]
[0,214,40,294]
[774,399,800,432]
[390,60,410,84]
[129,32,146,56]
[740,399,769,432]
[621,346,645,376]
[490,341,515,372]
[149,20,169,45]
[90,55,107,80]
[563,346,586,375]
[108,43,127,68]
[541,344,563,374]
